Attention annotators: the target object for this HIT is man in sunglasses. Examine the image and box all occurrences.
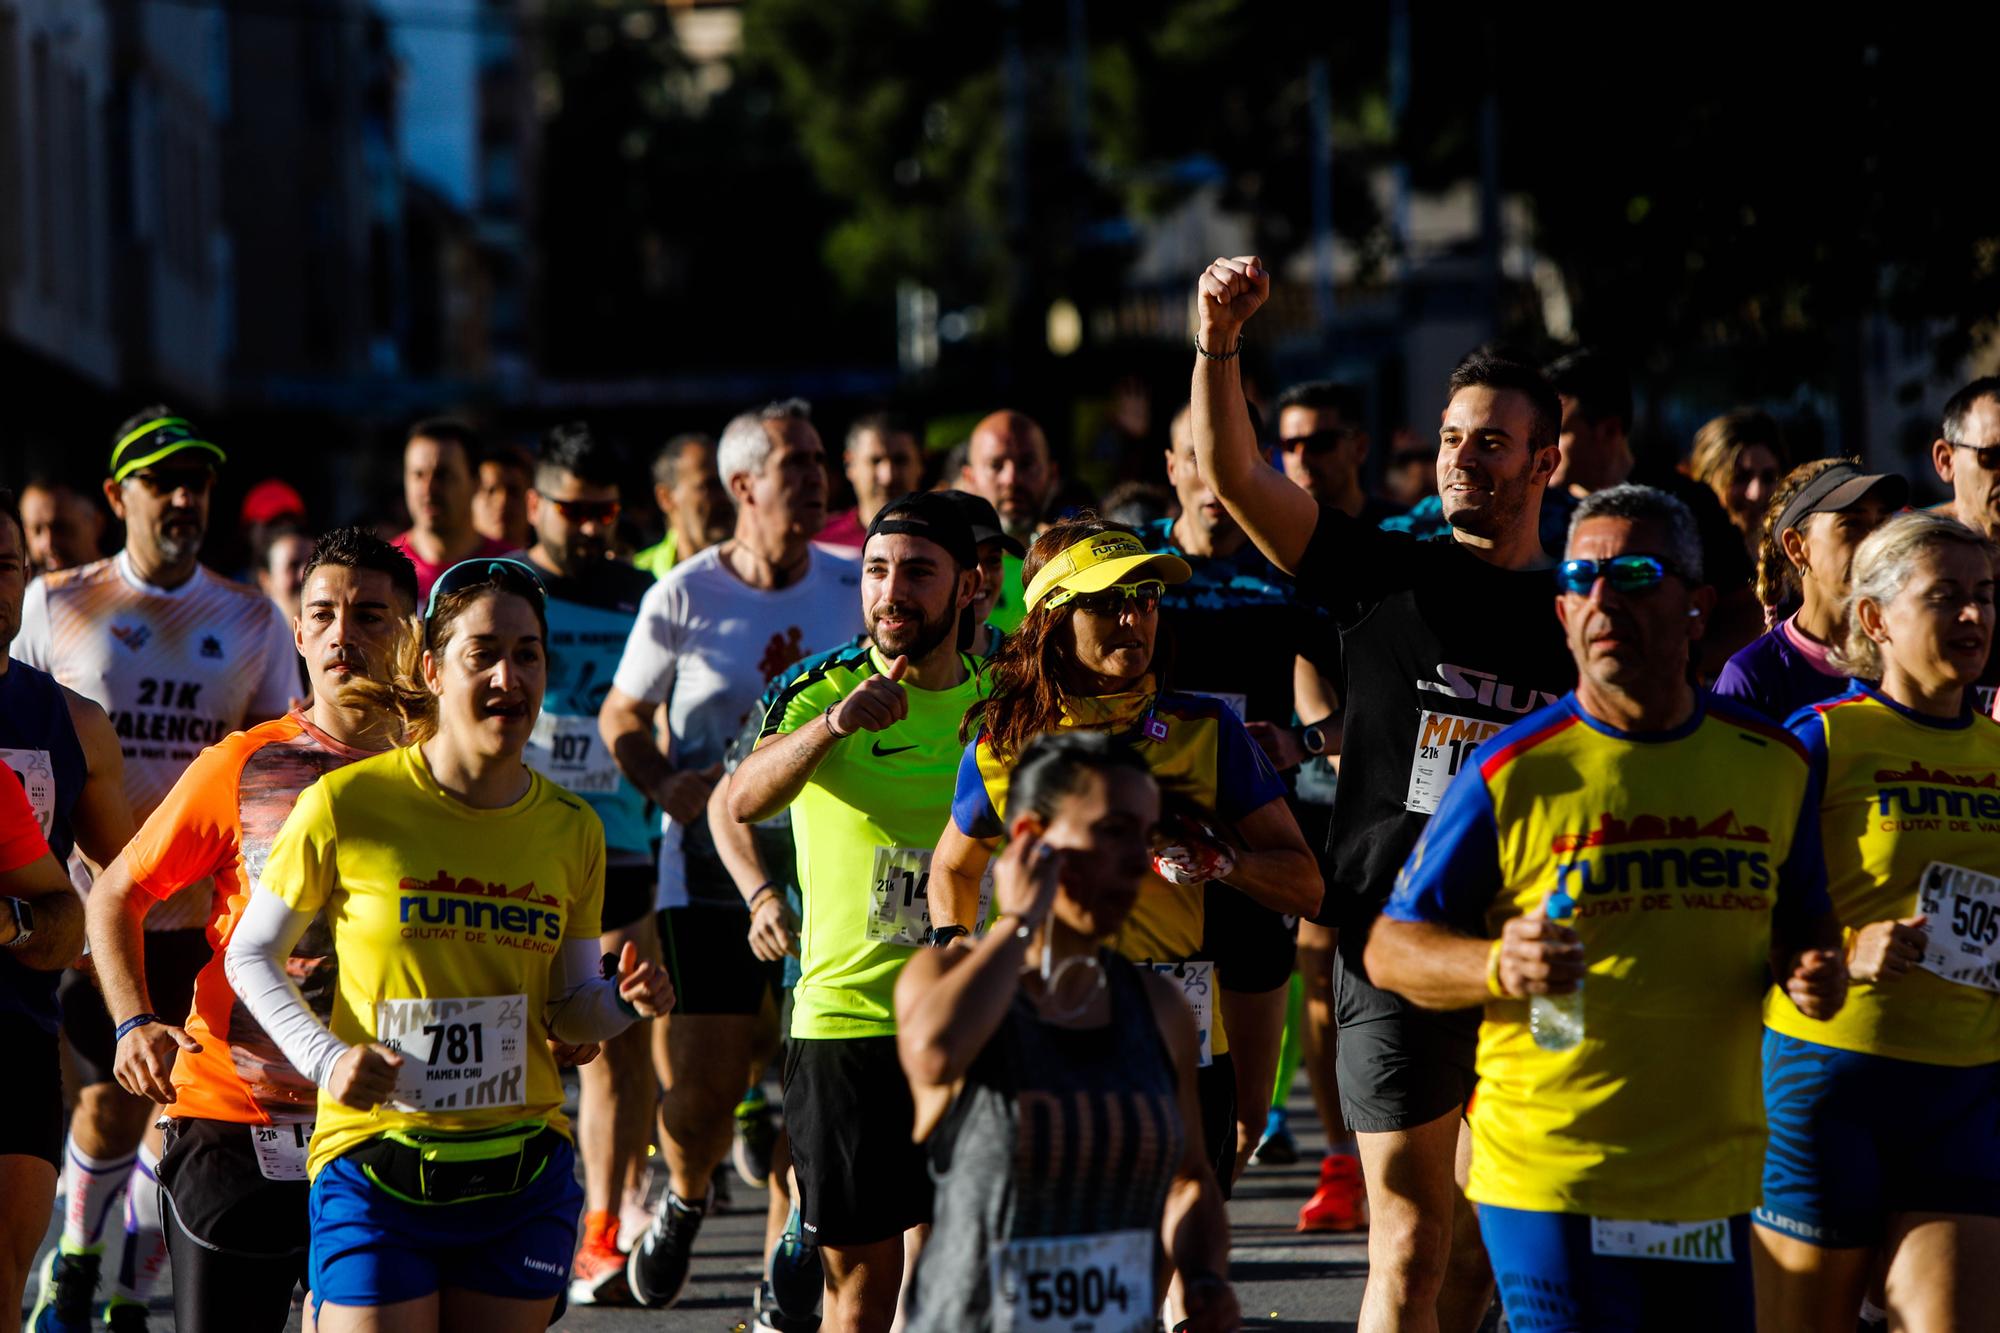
[1191,258,1576,1332]
[1274,381,1404,525]
[1930,376,2000,711]
[516,423,665,1304]
[1366,483,1845,1332]
[16,407,299,1330]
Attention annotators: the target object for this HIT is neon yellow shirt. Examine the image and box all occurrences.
[1765,683,2000,1066]
[260,745,605,1177]
[1387,694,1827,1220]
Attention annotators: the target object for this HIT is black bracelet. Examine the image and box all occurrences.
[747,882,781,911]
[822,702,850,739]
[114,1013,160,1043]
[1193,331,1243,361]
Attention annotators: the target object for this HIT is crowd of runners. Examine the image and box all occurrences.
[2,255,2000,1333]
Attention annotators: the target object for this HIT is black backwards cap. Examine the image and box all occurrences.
[865,492,979,570]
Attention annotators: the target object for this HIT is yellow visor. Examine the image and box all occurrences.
[1023,531,1192,612]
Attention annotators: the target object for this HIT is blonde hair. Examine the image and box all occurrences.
[1832,511,1995,679]
[1691,408,1786,508]
[346,576,548,744]
[1753,457,1849,610]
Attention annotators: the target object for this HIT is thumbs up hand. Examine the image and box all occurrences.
[829,656,911,737]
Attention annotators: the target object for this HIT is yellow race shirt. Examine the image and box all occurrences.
[1764,683,2000,1066]
[1385,693,1828,1220]
[951,681,1289,1060]
[258,744,605,1177]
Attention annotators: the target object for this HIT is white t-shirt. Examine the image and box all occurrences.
[611,544,864,906]
[17,552,299,929]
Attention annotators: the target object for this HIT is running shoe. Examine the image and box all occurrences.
[767,1206,823,1322]
[753,1278,822,1332]
[27,1245,102,1333]
[734,1086,778,1190]
[625,1185,710,1308]
[568,1211,629,1306]
[1297,1152,1367,1233]
[1251,1107,1299,1166]
[101,1299,149,1333]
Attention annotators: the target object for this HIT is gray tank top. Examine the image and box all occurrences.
[907,952,1185,1333]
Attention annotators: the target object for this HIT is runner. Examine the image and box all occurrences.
[512,424,665,1306]
[393,419,516,602]
[1688,409,1788,565]
[473,441,535,553]
[1926,377,2000,711]
[17,407,297,1331]
[1753,511,2000,1331]
[929,517,1322,1268]
[1367,483,1846,1332]
[0,486,110,1327]
[633,432,733,579]
[817,412,925,553]
[1190,257,1574,1329]
[957,410,1058,634]
[0,770,81,1323]
[219,556,673,1332]
[1272,382,1404,523]
[601,399,863,1309]
[727,491,985,1331]
[1145,403,1345,1182]
[895,731,1242,1333]
[1712,459,1905,723]
[937,490,1022,659]
[19,476,106,575]
[79,527,416,1333]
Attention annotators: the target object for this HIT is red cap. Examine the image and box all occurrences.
[240,478,307,529]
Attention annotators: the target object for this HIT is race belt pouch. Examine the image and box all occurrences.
[348,1120,556,1206]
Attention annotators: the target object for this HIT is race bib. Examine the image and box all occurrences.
[868,846,993,947]
[1589,1217,1733,1264]
[1187,691,1248,723]
[376,995,528,1112]
[1404,710,1506,814]
[1915,862,2000,993]
[251,1121,313,1182]
[989,1228,1152,1333]
[0,748,56,837]
[1149,960,1215,1067]
[525,713,622,795]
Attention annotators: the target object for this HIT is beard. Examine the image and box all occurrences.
[153,522,204,565]
[1443,474,1530,540]
[870,601,955,662]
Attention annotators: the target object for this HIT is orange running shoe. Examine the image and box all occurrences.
[570,1210,631,1305]
[1297,1153,1368,1233]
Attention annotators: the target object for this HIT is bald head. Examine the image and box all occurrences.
[961,410,1054,540]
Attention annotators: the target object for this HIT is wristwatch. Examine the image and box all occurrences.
[1,897,34,948]
[1296,719,1332,758]
[923,924,971,949]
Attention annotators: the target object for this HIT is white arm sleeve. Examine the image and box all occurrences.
[223,890,351,1088]
[544,936,637,1045]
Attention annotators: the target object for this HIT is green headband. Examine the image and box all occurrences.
[110,417,227,482]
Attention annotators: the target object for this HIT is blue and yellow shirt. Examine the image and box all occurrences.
[1386,693,1828,1220]
[951,682,1288,1057]
[1765,682,2000,1066]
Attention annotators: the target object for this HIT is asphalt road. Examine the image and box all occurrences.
[27,1075,1369,1331]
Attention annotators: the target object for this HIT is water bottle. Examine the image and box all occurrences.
[1530,887,1584,1052]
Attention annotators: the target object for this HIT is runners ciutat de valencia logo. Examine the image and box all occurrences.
[398,870,563,952]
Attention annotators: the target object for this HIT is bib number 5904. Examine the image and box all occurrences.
[991,1229,1152,1333]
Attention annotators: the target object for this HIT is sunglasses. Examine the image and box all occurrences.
[1554,555,1684,597]
[536,492,621,525]
[425,557,549,620]
[1278,427,1359,456]
[1053,580,1166,617]
[1950,440,2000,472]
[131,466,216,496]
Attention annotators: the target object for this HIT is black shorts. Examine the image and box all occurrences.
[658,904,784,1017]
[158,1116,310,1256]
[0,1013,63,1167]
[1201,883,1297,994]
[1334,936,1478,1134]
[602,861,655,933]
[62,927,211,1089]
[1197,1052,1237,1202]
[783,1035,932,1247]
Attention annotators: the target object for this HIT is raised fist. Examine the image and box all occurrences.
[1197,255,1270,338]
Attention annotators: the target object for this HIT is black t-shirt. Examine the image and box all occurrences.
[1141,517,1342,727]
[1294,507,1576,935]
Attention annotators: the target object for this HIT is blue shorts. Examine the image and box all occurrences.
[307,1136,583,1312]
[1479,1206,1753,1333]
[1757,1029,2000,1248]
